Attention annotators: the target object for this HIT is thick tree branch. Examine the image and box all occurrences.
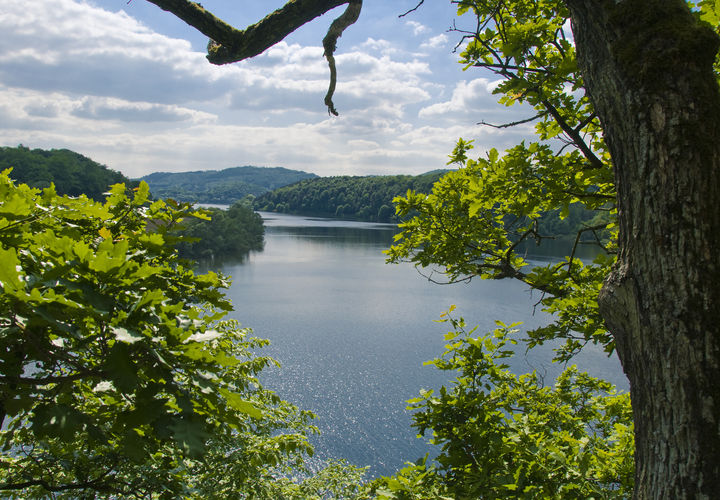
[146,0,361,114]
[146,0,350,64]
[144,0,240,53]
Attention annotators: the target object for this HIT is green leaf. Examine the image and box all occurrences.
[113,326,144,344]
[219,388,263,419]
[105,344,139,393]
[0,247,23,293]
[700,0,720,24]
[133,181,151,206]
[170,418,209,457]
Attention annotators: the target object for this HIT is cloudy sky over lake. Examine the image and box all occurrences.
[0,0,534,178]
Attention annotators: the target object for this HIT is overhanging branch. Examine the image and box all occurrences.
[146,0,351,63]
[143,0,244,55]
[145,0,362,113]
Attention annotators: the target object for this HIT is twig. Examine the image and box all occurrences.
[478,112,546,128]
[399,0,424,17]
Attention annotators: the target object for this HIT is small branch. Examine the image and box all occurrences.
[478,112,546,128]
[574,112,598,134]
[472,62,552,75]
[0,370,102,386]
[562,190,615,200]
[399,0,424,17]
[323,1,363,115]
[0,213,44,234]
[567,222,610,275]
[505,221,540,257]
[0,468,115,494]
[415,267,473,285]
[541,99,605,170]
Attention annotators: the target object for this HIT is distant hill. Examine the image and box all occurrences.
[254,172,446,222]
[139,166,318,204]
[0,145,135,200]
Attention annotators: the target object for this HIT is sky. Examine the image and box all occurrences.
[0,0,534,179]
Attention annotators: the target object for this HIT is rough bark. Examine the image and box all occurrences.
[565,0,720,497]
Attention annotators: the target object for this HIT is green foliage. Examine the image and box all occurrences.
[370,310,633,499]
[387,147,616,360]
[379,1,638,497]
[0,145,137,201]
[141,166,318,204]
[362,456,452,500]
[0,173,320,498]
[696,0,720,76]
[172,198,265,261]
[254,459,369,500]
[255,172,445,222]
[388,0,617,360]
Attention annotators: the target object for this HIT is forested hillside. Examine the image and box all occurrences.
[254,172,445,222]
[173,200,265,261]
[0,145,135,200]
[140,166,317,203]
[255,172,609,238]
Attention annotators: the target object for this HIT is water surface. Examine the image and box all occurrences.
[217,212,626,477]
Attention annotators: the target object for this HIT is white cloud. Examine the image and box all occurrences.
[347,139,380,149]
[419,78,501,118]
[226,45,433,117]
[562,18,575,43]
[420,34,449,50]
[357,38,399,57]
[0,0,239,104]
[0,0,512,179]
[72,97,216,123]
[405,20,430,36]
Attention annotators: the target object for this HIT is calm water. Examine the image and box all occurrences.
[215,212,627,477]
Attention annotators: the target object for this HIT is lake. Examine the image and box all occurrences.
[213,212,627,478]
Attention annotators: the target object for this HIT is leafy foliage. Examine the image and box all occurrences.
[367,310,633,499]
[172,198,265,261]
[0,145,137,201]
[0,173,324,498]
[377,1,637,496]
[388,0,617,361]
[255,172,446,222]
[140,166,318,204]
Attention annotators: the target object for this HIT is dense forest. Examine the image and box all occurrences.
[140,166,317,204]
[0,145,136,200]
[255,172,610,239]
[254,172,446,222]
[172,200,265,261]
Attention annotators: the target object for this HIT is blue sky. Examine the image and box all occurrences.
[0,0,533,178]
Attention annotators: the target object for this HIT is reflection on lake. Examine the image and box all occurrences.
[214,212,627,477]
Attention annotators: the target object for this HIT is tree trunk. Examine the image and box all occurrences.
[565,0,720,497]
